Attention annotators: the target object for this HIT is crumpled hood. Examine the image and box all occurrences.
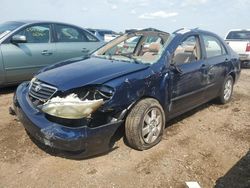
[36,57,149,91]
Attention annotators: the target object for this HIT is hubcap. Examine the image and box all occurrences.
[224,79,232,101]
[142,108,162,144]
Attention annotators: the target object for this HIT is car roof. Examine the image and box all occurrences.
[173,27,220,37]
[7,20,87,30]
[226,29,250,32]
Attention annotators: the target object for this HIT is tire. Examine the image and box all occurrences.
[217,75,234,104]
[125,98,165,150]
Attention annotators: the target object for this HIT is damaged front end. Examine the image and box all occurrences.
[28,78,119,128]
[14,81,124,156]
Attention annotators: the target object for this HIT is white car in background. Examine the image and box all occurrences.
[104,33,120,42]
[225,29,250,67]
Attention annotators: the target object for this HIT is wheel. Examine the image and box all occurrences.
[125,98,165,150]
[217,75,234,104]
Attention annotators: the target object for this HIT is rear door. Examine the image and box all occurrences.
[201,34,229,99]
[169,35,207,115]
[54,24,103,62]
[1,23,56,84]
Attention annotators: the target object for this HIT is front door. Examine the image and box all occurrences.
[1,24,55,84]
[169,35,207,115]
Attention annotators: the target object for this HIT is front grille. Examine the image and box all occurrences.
[29,81,57,102]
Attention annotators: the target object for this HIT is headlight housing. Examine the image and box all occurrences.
[41,85,114,119]
[42,94,104,119]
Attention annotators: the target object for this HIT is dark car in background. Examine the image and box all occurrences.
[87,28,120,42]
[0,21,104,87]
[14,28,240,157]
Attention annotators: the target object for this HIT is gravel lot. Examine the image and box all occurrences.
[0,70,249,188]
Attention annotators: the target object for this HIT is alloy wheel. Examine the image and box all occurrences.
[224,79,233,101]
[142,108,163,144]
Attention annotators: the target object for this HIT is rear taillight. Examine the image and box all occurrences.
[246,43,250,52]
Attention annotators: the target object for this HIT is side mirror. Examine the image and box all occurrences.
[167,51,183,74]
[166,50,177,65]
[167,52,183,74]
[171,63,183,74]
[11,35,27,43]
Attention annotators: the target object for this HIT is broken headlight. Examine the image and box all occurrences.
[41,85,114,119]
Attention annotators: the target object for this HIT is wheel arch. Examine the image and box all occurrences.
[118,95,164,121]
[228,71,236,83]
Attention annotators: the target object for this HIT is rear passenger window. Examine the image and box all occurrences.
[55,24,88,42]
[202,35,226,58]
[173,35,201,65]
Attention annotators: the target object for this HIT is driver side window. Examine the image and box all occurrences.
[17,24,51,43]
[173,35,201,65]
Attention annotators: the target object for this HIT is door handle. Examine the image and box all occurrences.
[41,50,53,56]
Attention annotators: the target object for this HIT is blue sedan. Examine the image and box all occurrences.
[14,28,241,157]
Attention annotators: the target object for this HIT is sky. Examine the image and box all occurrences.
[1,0,249,37]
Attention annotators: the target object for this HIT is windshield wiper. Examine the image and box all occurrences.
[92,54,141,64]
[92,55,107,60]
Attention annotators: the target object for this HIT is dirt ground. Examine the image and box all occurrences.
[0,70,249,188]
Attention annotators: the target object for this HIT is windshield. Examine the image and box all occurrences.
[226,31,250,40]
[0,21,24,39]
[93,31,172,65]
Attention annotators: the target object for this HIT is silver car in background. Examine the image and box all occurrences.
[0,21,104,87]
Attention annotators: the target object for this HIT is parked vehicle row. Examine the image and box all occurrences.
[0,21,104,87]
[13,28,241,157]
[225,29,250,68]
